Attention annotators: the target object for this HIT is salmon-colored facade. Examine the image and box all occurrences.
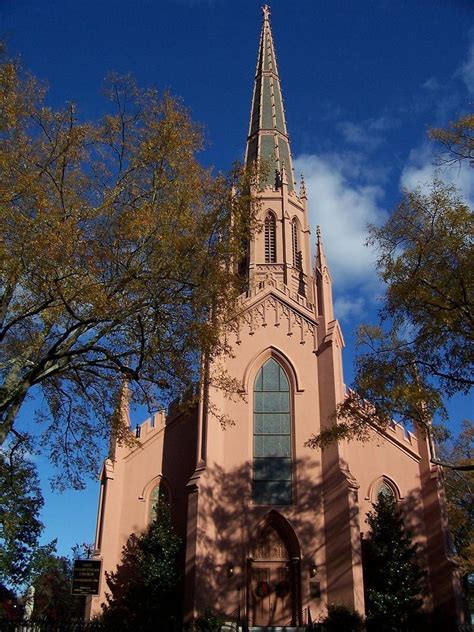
[88,6,463,628]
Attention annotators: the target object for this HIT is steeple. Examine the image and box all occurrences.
[245,4,296,192]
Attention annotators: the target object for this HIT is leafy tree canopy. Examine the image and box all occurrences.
[30,550,85,622]
[437,420,474,580]
[307,115,473,472]
[320,603,364,631]
[0,437,55,588]
[0,51,258,486]
[429,114,474,166]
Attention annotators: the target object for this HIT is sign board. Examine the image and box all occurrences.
[72,560,101,596]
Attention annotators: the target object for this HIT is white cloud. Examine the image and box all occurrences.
[337,121,380,150]
[336,116,398,152]
[333,296,366,322]
[294,152,386,291]
[400,143,474,205]
[459,40,474,95]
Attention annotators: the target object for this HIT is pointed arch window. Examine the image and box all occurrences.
[370,476,399,505]
[377,481,396,503]
[253,358,292,505]
[291,218,301,270]
[264,212,277,263]
[148,480,170,523]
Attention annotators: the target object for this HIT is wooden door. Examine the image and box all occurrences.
[249,523,294,625]
[250,562,292,625]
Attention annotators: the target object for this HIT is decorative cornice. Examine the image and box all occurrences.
[245,273,316,316]
[236,289,318,349]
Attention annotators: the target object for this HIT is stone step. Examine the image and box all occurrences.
[248,628,307,631]
[222,625,307,632]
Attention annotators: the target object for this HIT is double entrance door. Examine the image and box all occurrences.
[249,561,293,626]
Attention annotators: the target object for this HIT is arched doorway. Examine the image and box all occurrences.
[248,520,300,626]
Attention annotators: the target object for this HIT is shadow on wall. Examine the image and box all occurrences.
[400,483,465,629]
[188,458,463,627]
[187,455,363,620]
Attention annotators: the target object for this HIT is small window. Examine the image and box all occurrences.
[291,218,300,269]
[253,358,292,505]
[265,213,277,263]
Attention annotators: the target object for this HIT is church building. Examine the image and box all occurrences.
[88,6,463,628]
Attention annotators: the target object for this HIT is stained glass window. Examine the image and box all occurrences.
[253,358,292,505]
[149,481,170,523]
[377,481,396,502]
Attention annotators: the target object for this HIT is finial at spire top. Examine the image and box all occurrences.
[262,4,271,20]
[316,225,322,240]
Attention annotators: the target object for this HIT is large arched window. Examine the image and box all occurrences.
[264,212,277,263]
[253,358,292,505]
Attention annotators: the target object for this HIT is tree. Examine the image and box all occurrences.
[101,502,181,630]
[31,551,85,621]
[0,437,52,588]
[362,494,425,631]
[0,53,257,485]
[306,116,473,472]
[437,420,473,609]
[0,583,22,621]
[319,604,364,631]
[429,114,474,166]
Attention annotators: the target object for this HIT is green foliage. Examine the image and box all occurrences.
[0,52,259,486]
[0,583,21,620]
[429,114,474,166]
[362,494,424,631]
[437,421,474,578]
[306,116,473,473]
[101,502,181,630]
[320,603,364,631]
[307,177,473,471]
[0,438,47,588]
[193,608,227,632]
[31,552,85,621]
[365,179,472,393]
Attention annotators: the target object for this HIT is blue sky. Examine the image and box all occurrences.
[2,0,473,559]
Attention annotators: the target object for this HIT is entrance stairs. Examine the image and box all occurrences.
[248,628,307,631]
[222,627,307,632]
[222,623,308,632]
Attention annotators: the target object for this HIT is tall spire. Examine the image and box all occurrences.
[245,5,295,192]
